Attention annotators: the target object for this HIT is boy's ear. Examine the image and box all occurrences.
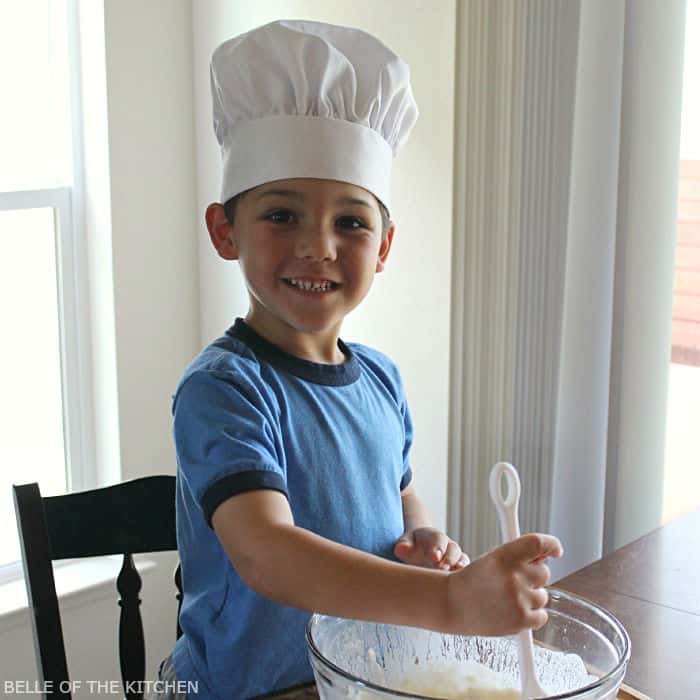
[375,222,395,273]
[206,203,238,260]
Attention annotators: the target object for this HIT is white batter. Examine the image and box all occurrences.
[398,659,521,699]
[351,646,594,699]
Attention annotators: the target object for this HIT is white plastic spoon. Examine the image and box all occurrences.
[489,462,548,700]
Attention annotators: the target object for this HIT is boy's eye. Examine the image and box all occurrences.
[266,209,295,224]
[336,216,367,230]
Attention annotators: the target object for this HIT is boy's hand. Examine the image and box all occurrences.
[394,527,469,571]
[444,533,563,636]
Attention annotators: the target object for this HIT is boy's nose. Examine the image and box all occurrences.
[294,227,336,261]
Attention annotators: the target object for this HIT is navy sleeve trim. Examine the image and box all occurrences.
[400,467,413,491]
[201,470,289,528]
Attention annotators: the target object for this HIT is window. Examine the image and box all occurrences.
[671,160,700,369]
[664,0,700,523]
[0,0,92,576]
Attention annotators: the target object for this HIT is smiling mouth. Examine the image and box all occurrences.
[283,278,340,292]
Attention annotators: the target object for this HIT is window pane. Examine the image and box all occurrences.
[665,0,700,523]
[0,0,72,189]
[0,208,67,566]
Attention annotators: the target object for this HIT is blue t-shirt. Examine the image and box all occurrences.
[171,319,413,699]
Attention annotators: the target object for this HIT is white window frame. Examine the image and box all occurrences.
[0,0,96,584]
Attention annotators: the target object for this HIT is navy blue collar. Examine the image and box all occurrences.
[226,318,361,386]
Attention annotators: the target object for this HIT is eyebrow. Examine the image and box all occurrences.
[257,189,374,210]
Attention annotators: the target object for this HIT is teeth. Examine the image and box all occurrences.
[287,278,334,292]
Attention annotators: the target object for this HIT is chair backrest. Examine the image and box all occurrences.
[13,476,182,700]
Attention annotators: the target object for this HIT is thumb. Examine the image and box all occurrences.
[395,532,415,549]
[504,533,563,565]
[394,532,417,560]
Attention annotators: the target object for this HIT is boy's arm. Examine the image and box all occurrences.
[212,489,563,637]
[399,481,433,531]
[212,489,448,631]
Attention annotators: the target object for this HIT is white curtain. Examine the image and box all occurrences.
[449,0,687,578]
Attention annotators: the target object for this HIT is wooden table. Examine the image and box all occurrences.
[271,509,700,699]
[556,508,700,700]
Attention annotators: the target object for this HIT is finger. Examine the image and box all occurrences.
[437,540,462,570]
[395,533,414,550]
[503,533,563,565]
[516,586,549,629]
[414,529,449,563]
[528,607,549,630]
[393,533,416,562]
[525,561,551,588]
[430,543,445,564]
[530,541,563,564]
[527,586,549,611]
[452,553,470,570]
[428,534,449,563]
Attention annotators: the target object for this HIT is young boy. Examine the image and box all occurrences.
[157,19,562,699]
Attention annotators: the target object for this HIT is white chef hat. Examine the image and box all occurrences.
[210,19,418,213]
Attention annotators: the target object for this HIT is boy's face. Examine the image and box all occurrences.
[206,178,394,342]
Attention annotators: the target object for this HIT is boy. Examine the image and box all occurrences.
[157,19,562,699]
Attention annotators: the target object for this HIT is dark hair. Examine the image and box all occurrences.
[223,188,392,238]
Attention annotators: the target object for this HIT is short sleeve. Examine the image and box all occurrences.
[173,369,287,527]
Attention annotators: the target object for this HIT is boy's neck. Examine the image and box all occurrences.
[243,312,346,365]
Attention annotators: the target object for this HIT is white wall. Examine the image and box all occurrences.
[193,0,456,530]
[104,0,199,484]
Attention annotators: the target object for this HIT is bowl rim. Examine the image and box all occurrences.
[305,587,631,700]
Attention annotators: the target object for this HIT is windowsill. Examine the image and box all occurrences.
[0,555,156,634]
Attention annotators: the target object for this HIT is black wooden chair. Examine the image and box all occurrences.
[13,476,183,700]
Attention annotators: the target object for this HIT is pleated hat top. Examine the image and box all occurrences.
[210,19,419,212]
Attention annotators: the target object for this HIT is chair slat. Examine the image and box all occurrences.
[44,476,176,560]
[117,554,145,700]
[175,564,183,640]
[13,484,72,698]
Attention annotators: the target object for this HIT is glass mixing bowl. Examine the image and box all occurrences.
[306,588,631,699]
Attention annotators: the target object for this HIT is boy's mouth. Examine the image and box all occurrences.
[282,277,340,293]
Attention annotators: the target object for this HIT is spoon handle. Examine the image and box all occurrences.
[489,462,547,699]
